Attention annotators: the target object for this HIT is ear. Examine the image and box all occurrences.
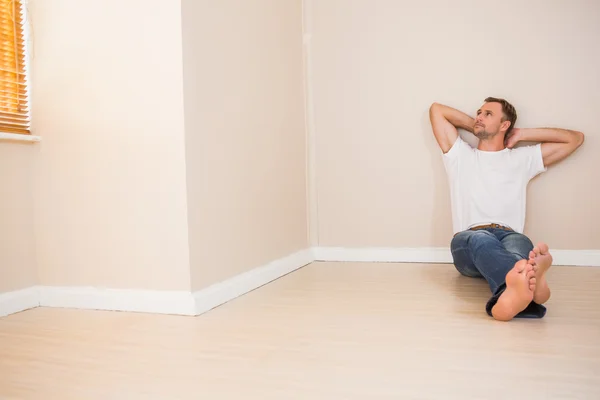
[500,120,511,133]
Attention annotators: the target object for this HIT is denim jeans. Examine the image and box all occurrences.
[450,228,546,318]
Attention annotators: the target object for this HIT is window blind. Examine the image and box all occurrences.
[0,0,28,135]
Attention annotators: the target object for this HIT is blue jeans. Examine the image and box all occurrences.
[450,228,546,318]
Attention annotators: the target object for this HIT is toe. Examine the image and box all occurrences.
[526,269,536,279]
[515,260,527,272]
[538,242,549,254]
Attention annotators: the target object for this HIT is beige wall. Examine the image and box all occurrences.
[310,0,598,249]
[0,143,38,293]
[181,0,309,290]
[15,0,594,299]
[28,0,191,291]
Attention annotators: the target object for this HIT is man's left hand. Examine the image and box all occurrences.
[505,128,522,148]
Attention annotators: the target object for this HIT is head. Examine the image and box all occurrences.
[474,97,517,142]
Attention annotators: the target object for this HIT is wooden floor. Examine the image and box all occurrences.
[1,262,600,399]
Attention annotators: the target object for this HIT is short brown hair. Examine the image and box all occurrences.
[484,97,517,136]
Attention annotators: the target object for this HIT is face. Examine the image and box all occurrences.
[473,102,508,140]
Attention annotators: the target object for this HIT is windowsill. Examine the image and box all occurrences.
[0,132,41,142]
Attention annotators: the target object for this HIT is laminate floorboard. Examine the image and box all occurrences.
[1,262,599,399]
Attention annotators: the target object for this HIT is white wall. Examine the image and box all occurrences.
[28,0,191,291]
[24,0,309,296]
[181,0,309,291]
[0,143,37,293]
[14,0,597,303]
[309,0,597,249]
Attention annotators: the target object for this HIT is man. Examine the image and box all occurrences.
[429,97,584,321]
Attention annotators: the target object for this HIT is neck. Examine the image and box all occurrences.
[477,136,506,152]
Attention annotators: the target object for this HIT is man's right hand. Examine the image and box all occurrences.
[429,103,475,153]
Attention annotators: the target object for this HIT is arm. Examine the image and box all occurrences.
[506,127,585,167]
[429,103,474,153]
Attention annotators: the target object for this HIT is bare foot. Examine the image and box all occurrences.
[527,257,537,292]
[491,260,535,321]
[529,242,553,304]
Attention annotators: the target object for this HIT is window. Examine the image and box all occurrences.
[0,0,29,135]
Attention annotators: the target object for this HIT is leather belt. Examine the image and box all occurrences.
[469,223,513,232]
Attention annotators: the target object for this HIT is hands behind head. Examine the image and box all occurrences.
[505,128,522,149]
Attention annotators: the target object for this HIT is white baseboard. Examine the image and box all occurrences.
[314,247,600,267]
[551,250,600,267]
[38,286,197,316]
[193,248,314,314]
[313,247,453,263]
[0,287,40,318]
[3,246,596,319]
[1,249,315,318]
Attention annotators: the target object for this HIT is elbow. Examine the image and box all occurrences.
[429,102,442,116]
[575,131,585,148]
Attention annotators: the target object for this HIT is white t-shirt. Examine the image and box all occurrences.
[442,136,546,234]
